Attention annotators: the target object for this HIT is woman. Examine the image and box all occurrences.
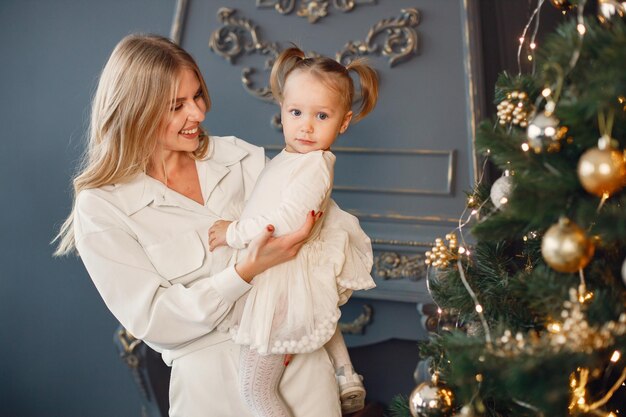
[54,34,341,417]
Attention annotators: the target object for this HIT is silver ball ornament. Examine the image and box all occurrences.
[490,175,514,209]
[409,381,454,417]
[526,112,566,153]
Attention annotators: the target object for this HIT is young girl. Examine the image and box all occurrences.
[209,47,379,416]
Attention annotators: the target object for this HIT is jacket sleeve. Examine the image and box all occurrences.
[226,151,334,249]
[74,192,252,351]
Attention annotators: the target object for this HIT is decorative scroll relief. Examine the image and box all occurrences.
[209,8,421,114]
[209,8,280,102]
[337,8,421,67]
[373,251,427,281]
[256,0,376,24]
[338,304,373,334]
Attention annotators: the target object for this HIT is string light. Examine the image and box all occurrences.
[610,350,621,363]
[521,143,531,152]
[577,23,586,35]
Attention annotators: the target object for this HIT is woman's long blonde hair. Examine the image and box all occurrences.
[270,47,378,123]
[54,34,211,256]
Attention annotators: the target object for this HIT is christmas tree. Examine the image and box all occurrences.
[394,2,626,417]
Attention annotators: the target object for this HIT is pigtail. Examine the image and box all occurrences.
[270,47,306,103]
[346,58,379,122]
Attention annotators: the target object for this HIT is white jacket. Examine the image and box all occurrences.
[74,136,266,363]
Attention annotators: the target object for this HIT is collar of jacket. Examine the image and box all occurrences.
[113,137,249,216]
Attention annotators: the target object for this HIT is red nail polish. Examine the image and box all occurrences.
[310,210,315,216]
[267,225,275,232]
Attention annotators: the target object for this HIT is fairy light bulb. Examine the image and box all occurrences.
[530,42,537,49]
[475,305,483,313]
[548,322,562,333]
[521,143,530,152]
[577,24,586,35]
[542,88,552,98]
[610,350,621,362]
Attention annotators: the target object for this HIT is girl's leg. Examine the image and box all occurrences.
[239,346,293,417]
[324,328,366,414]
[324,327,351,369]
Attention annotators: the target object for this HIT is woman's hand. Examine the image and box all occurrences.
[208,220,232,251]
[235,210,322,282]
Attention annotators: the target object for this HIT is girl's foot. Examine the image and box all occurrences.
[336,365,366,414]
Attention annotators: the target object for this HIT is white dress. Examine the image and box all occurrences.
[74,136,341,417]
[221,149,375,355]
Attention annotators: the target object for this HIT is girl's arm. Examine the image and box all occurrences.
[75,192,318,352]
[226,151,334,249]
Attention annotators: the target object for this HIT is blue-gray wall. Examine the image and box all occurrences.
[0,1,481,415]
[1,1,175,415]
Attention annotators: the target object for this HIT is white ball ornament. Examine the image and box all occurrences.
[490,174,514,209]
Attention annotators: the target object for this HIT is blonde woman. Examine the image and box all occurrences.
[55,34,341,417]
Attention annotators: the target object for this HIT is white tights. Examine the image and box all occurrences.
[238,328,353,417]
[239,346,293,417]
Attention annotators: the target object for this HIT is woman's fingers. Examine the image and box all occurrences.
[288,210,319,245]
[283,353,294,367]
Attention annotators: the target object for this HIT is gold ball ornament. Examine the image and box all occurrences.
[541,218,595,273]
[409,381,454,417]
[526,112,567,153]
[598,0,626,25]
[549,0,575,11]
[577,137,626,197]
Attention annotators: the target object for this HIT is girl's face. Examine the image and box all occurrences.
[280,70,352,154]
[156,68,207,157]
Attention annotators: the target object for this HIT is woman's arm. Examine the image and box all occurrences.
[75,194,318,351]
[225,151,334,249]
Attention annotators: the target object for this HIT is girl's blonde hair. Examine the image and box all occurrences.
[54,34,211,256]
[270,47,378,123]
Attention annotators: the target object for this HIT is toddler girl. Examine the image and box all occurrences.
[210,47,378,416]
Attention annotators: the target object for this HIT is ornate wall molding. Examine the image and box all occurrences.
[170,0,189,45]
[373,251,426,281]
[338,304,373,334]
[209,8,280,102]
[265,145,456,196]
[257,0,376,23]
[209,8,422,126]
[336,8,421,67]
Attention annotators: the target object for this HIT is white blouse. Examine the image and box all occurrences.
[74,136,266,363]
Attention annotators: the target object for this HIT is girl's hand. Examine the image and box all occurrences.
[208,220,232,251]
[235,210,322,282]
